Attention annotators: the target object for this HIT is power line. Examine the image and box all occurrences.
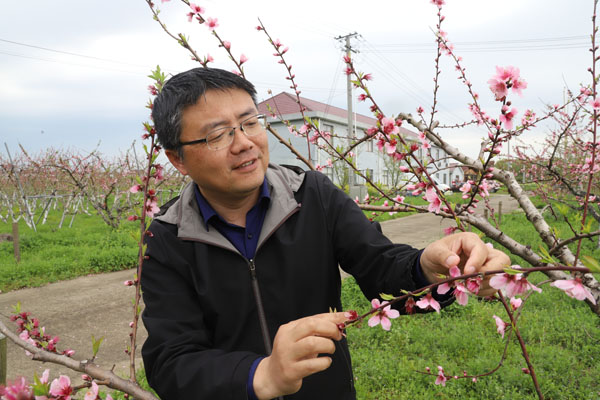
[0,37,151,68]
[0,50,147,76]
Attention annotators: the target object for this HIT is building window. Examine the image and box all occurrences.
[366,137,373,152]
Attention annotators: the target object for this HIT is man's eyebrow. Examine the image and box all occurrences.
[203,108,258,131]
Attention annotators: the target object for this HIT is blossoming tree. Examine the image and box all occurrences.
[1,0,599,399]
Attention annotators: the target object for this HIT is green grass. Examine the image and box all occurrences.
[118,274,600,399]
[341,276,600,399]
[3,197,600,399]
[0,212,139,292]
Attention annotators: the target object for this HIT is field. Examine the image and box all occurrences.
[1,200,599,399]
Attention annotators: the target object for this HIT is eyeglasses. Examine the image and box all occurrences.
[179,114,266,151]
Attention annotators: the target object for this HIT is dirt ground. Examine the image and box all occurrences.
[0,194,519,384]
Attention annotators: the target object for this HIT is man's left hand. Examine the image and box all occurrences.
[420,232,510,297]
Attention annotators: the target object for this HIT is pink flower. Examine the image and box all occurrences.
[239,54,248,64]
[510,297,523,310]
[381,117,399,135]
[453,283,469,306]
[551,278,596,304]
[190,3,205,14]
[145,199,160,218]
[384,139,397,155]
[479,180,490,198]
[431,0,445,7]
[129,184,142,193]
[490,272,542,298]
[206,17,219,31]
[363,73,373,81]
[512,77,527,96]
[83,382,99,400]
[466,277,482,294]
[18,330,36,356]
[425,186,441,214]
[147,85,158,96]
[591,97,600,111]
[488,78,508,101]
[222,40,231,50]
[1,377,33,400]
[459,182,471,195]
[367,299,400,330]
[443,226,456,236]
[415,293,441,313]
[435,366,447,386]
[49,376,73,399]
[492,315,507,338]
[499,106,518,130]
[205,53,214,63]
[437,266,460,295]
[357,93,368,102]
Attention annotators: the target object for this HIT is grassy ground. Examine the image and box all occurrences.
[342,275,600,399]
[3,197,600,399]
[0,213,138,292]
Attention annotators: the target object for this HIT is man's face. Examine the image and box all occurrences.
[166,88,269,204]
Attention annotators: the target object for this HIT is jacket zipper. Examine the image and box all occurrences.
[248,258,273,355]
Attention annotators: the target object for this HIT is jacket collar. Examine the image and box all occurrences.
[155,163,305,253]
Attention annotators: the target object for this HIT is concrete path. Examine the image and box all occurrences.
[0,194,520,384]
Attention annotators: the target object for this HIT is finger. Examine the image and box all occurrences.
[295,336,337,360]
[459,236,489,274]
[481,249,511,271]
[294,356,333,377]
[285,313,346,342]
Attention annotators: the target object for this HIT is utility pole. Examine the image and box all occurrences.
[335,32,359,191]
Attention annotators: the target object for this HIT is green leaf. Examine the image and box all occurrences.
[379,293,395,301]
[582,219,594,234]
[12,301,21,314]
[503,267,523,275]
[92,335,104,358]
[581,255,600,273]
[555,203,569,216]
[538,245,557,264]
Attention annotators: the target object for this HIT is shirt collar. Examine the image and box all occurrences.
[194,179,271,230]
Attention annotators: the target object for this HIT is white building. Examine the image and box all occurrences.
[258,92,455,188]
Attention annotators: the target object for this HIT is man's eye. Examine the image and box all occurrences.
[244,121,258,127]
[207,131,226,143]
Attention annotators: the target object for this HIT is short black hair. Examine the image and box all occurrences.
[152,68,257,152]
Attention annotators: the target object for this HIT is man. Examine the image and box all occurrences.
[141,67,509,400]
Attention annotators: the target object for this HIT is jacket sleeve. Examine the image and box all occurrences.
[141,220,258,400]
[311,172,453,311]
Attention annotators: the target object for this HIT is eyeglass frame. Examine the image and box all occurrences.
[178,113,267,150]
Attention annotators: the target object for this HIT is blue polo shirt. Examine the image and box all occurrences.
[194,181,269,400]
[194,181,270,260]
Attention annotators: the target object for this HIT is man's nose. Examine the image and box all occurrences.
[229,127,254,153]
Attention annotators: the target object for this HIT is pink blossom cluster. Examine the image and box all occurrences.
[0,371,114,400]
[489,269,542,297]
[436,266,482,305]
[186,3,205,23]
[487,66,527,102]
[10,311,74,358]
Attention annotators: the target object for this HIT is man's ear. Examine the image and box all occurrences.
[165,149,189,176]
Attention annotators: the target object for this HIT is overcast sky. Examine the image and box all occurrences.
[0,0,594,160]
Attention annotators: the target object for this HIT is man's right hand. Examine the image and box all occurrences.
[252,312,348,399]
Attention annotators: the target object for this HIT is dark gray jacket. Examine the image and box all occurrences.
[141,164,423,399]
